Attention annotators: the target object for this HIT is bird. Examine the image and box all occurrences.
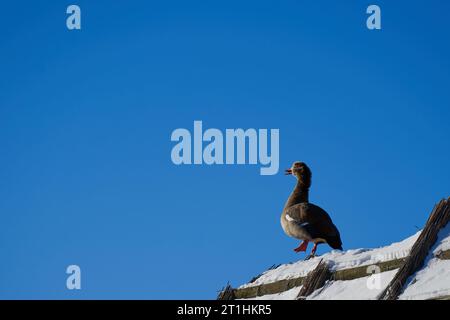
[280,161,342,260]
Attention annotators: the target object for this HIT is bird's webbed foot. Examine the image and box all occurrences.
[304,254,316,261]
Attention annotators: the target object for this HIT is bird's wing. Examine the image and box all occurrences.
[285,203,339,237]
[283,203,311,229]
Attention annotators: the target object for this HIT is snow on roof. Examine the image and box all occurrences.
[243,287,303,300]
[238,226,450,300]
[240,231,420,289]
[308,269,398,300]
[399,223,450,300]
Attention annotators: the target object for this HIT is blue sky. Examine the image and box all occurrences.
[0,0,449,299]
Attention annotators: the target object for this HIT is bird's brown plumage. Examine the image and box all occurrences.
[281,162,342,252]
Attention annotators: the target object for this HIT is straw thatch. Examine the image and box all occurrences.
[218,197,450,300]
[217,283,235,300]
[296,259,332,299]
[378,197,450,300]
[229,257,406,299]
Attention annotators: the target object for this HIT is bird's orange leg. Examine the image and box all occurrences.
[303,243,319,260]
[311,243,318,256]
[294,240,309,253]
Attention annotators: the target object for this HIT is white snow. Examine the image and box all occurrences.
[399,259,450,300]
[238,226,450,300]
[432,223,450,255]
[241,287,302,300]
[240,232,419,289]
[308,270,398,300]
[399,224,450,300]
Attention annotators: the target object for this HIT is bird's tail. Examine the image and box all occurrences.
[327,236,343,251]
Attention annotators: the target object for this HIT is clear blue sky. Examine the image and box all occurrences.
[0,0,449,299]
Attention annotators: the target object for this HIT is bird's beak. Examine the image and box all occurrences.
[285,169,292,175]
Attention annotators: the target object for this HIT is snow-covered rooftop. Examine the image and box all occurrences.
[237,223,450,300]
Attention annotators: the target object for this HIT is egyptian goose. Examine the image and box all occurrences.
[281,161,342,259]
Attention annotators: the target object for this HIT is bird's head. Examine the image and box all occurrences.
[285,161,312,188]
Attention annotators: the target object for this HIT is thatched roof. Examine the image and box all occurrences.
[379,197,450,300]
[218,197,450,300]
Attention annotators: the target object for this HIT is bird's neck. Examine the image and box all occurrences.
[284,181,309,210]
